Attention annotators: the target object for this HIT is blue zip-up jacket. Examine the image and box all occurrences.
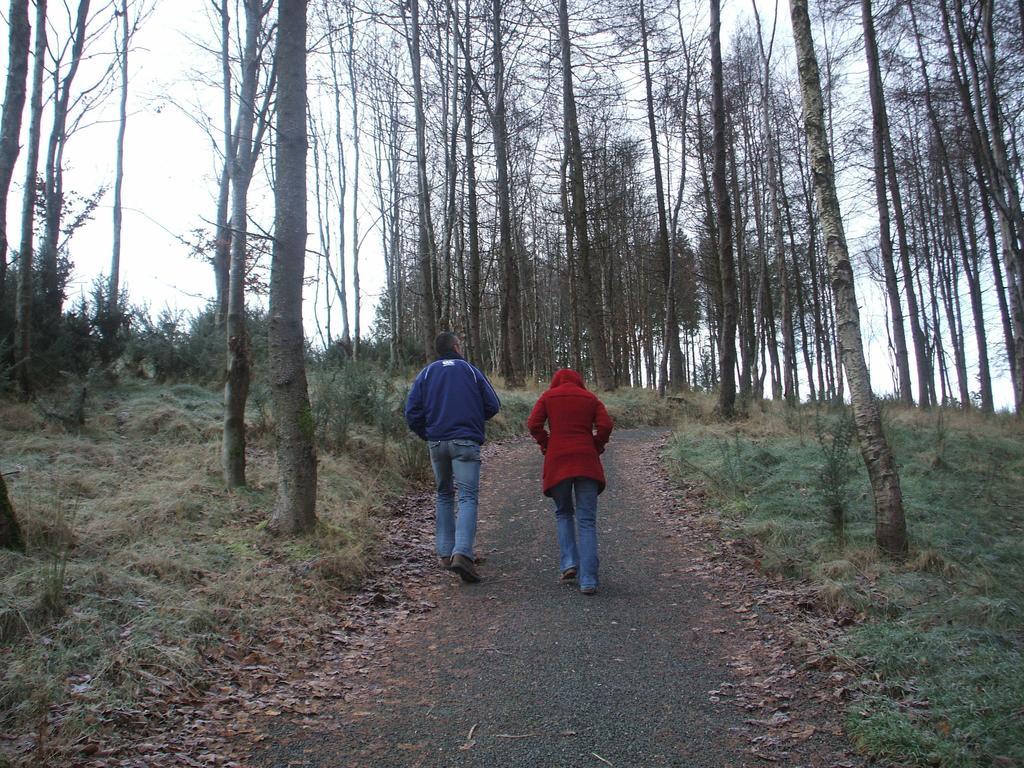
[405,352,501,444]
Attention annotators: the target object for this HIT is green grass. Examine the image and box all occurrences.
[664,399,1024,766]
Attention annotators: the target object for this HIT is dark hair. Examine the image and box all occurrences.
[435,331,460,357]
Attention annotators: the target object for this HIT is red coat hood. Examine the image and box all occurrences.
[550,368,585,389]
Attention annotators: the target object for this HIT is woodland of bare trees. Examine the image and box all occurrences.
[1,0,1023,549]
[300,0,1022,424]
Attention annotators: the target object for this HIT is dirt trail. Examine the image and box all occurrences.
[253,429,859,767]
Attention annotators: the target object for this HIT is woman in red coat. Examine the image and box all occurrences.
[527,369,613,594]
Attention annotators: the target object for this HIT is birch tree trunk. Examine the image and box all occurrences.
[790,0,907,556]
[268,0,317,535]
[0,0,31,304]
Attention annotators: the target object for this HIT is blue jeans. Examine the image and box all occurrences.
[550,477,599,589]
[428,439,481,559]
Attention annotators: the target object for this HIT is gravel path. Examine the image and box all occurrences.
[252,429,832,767]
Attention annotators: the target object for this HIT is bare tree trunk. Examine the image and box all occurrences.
[109,0,130,307]
[861,0,912,405]
[711,0,737,417]
[268,0,316,535]
[14,0,46,397]
[0,0,31,304]
[464,0,482,363]
[559,0,612,389]
[223,0,263,488]
[791,0,907,556]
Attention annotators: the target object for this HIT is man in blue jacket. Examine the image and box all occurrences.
[405,332,501,583]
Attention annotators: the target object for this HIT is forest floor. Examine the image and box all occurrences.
[101,428,865,767]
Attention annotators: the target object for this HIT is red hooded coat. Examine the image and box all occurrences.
[527,369,614,496]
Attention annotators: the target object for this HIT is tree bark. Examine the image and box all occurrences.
[268,0,317,535]
[790,0,907,556]
[14,0,46,397]
[710,0,737,417]
[0,0,31,304]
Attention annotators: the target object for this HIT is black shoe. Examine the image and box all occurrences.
[450,553,480,583]
[580,584,597,595]
[560,567,577,581]
[439,556,453,570]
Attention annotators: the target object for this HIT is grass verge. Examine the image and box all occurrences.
[0,377,422,765]
[663,393,1024,767]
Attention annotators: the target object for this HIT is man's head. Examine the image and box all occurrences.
[435,331,462,358]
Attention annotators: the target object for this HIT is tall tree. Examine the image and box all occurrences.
[0,0,31,305]
[14,0,47,396]
[463,0,482,362]
[38,0,92,328]
[861,0,913,405]
[109,0,130,308]
[223,0,272,488]
[213,0,234,327]
[268,0,317,534]
[710,0,738,416]
[790,0,907,555]
[559,0,613,390]
[406,0,439,360]
[493,0,524,386]
[346,0,362,357]
[638,0,683,394]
